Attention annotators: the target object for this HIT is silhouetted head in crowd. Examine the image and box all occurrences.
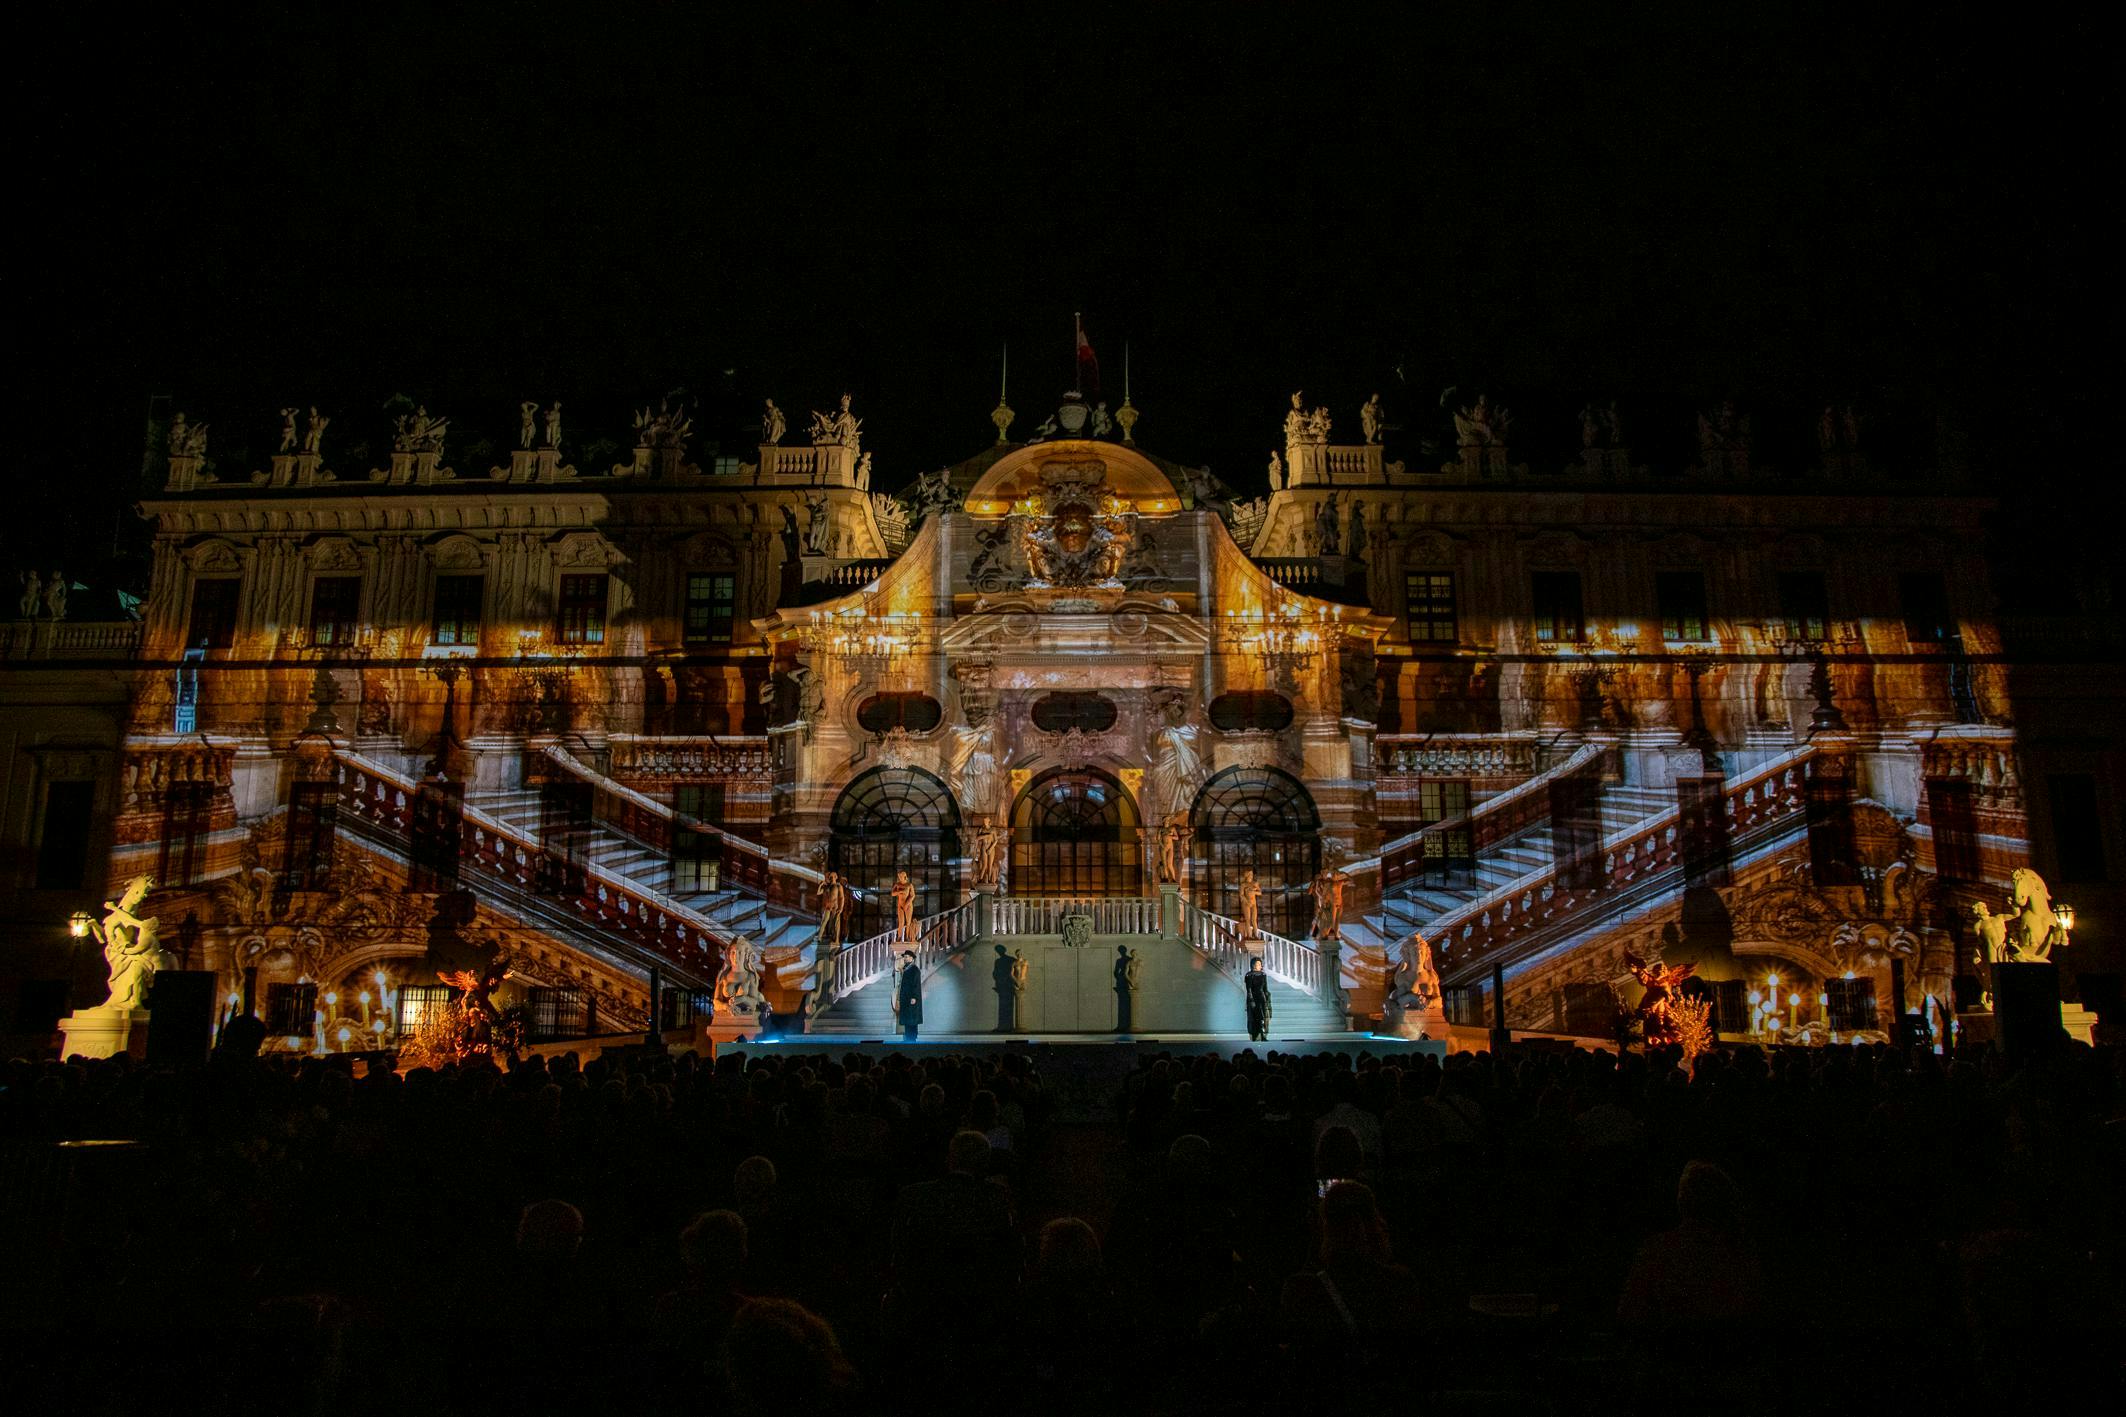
[517,1198,584,1261]
[1676,1160,1744,1234]
[946,1128,991,1176]
[680,1209,749,1285]
[1036,1217,1103,1281]
[1318,1180,1392,1266]
[723,1298,856,1416]
[215,1013,267,1060]
[1314,1124,1362,1181]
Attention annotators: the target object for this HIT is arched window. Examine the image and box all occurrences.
[829,767,961,939]
[1010,767,1143,899]
[1190,767,1321,939]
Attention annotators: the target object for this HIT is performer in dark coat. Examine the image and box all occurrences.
[896,952,923,1041]
[1244,957,1273,1041]
[992,944,1016,1032]
[1114,946,1136,1034]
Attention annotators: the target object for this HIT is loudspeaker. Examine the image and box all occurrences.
[1993,962,2063,1057]
[147,970,217,1067]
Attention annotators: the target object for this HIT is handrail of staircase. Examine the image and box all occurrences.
[813,897,980,1013]
[1178,899,1326,1000]
[1414,741,1822,985]
[1375,741,1611,890]
[989,895,1164,937]
[331,748,740,984]
[539,743,822,909]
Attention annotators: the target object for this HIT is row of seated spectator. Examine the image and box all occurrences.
[2,1030,2118,1414]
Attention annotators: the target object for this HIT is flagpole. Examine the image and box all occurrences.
[1000,343,1007,402]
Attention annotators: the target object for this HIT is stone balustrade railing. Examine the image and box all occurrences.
[607,735,773,780]
[814,897,979,1013]
[332,750,733,984]
[1423,743,1818,986]
[541,744,817,912]
[1377,735,1538,780]
[1179,900,1327,1000]
[1919,730,2021,807]
[118,740,238,814]
[1380,742,1610,892]
[991,896,1163,937]
[1,620,144,659]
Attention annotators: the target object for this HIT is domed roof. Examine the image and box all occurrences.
[963,440,1182,516]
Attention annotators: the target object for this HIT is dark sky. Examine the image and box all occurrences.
[13,2,2107,583]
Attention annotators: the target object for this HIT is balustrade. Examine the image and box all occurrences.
[1382,742,1608,891]
[991,896,1163,937]
[608,735,773,780]
[1408,745,1817,982]
[1178,901,1326,999]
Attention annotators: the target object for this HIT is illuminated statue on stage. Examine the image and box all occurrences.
[1623,950,1696,1048]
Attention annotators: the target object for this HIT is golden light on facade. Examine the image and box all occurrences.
[67,911,93,938]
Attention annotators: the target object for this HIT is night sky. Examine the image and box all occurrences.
[13,3,2106,586]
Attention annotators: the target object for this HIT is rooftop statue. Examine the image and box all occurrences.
[170,412,209,458]
[763,399,786,446]
[543,402,562,450]
[1360,393,1384,445]
[44,571,68,622]
[19,572,42,618]
[394,406,448,454]
[1284,391,1309,444]
[1091,401,1113,437]
[804,490,832,555]
[1344,498,1367,558]
[811,393,861,450]
[520,401,539,449]
[279,407,299,453]
[1452,393,1509,447]
[303,407,329,455]
[1267,450,1283,490]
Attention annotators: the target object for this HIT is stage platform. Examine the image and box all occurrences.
[729,1032,1447,1060]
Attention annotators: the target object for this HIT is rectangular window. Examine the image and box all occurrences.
[1656,571,1710,643]
[1531,572,1584,645]
[1548,770,1603,889]
[432,574,483,646]
[1926,778,1981,883]
[660,989,717,1031]
[35,780,96,890]
[309,576,363,647]
[539,780,593,894]
[525,986,594,1041]
[188,578,241,649]
[556,573,607,645]
[1404,572,1458,644]
[1416,779,1473,884]
[1678,776,1732,888]
[1899,572,1952,645]
[2047,773,2109,883]
[263,982,319,1039]
[684,573,737,646]
[671,784,726,894]
[397,984,454,1040]
[1805,761,1858,886]
[712,455,745,478]
[1712,980,1748,1035]
[1826,977,1877,1032]
[410,780,464,891]
[282,781,338,892]
[159,782,214,889]
[1777,572,1830,643]
[1443,985,1484,1027]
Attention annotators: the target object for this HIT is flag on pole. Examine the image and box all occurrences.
[1075,312,1101,400]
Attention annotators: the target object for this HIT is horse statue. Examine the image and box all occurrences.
[2008,867,2062,961]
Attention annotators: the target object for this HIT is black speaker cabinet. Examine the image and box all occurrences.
[1993,962,2063,1057]
[147,970,217,1067]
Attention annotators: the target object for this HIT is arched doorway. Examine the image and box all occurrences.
[829,767,961,939]
[1191,767,1321,938]
[1011,767,1143,898]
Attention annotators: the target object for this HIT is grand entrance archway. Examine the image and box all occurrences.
[1191,767,1321,938]
[1010,767,1144,898]
[829,767,961,939]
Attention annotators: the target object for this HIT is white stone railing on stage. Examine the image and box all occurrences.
[814,897,979,1013]
[1179,900,1326,1000]
[991,896,1162,937]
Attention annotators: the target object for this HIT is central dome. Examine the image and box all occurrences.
[963,440,1182,516]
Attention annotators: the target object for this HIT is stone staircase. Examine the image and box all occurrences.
[471,788,815,957]
[1351,783,1675,952]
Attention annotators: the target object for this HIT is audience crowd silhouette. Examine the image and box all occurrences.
[3,1028,2120,1414]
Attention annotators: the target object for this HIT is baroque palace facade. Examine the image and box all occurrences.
[7,378,2116,1055]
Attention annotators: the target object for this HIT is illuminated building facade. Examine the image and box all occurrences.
[28,381,2115,1052]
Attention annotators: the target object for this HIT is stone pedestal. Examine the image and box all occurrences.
[1994,962,2063,1055]
[57,1006,151,1061]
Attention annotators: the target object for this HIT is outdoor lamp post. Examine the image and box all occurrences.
[68,910,93,939]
